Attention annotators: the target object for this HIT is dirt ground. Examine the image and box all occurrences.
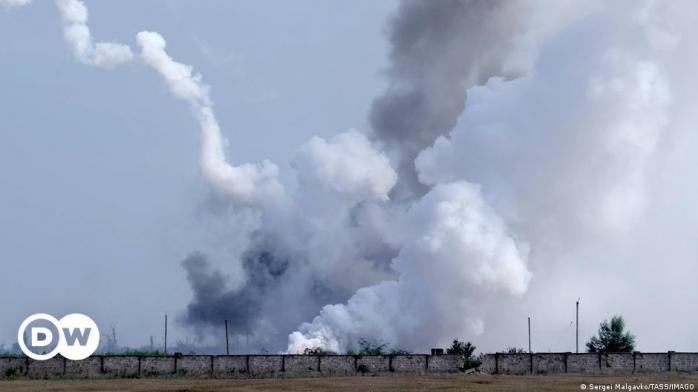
[0,373,696,392]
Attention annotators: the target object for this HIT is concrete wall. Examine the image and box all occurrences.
[392,355,427,373]
[0,358,26,379]
[175,355,211,378]
[103,356,139,378]
[2,352,695,379]
[482,352,698,375]
[0,354,462,379]
[497,353,531,375]
[636,353,669,373]
[533,353,566,375]
[212,356,247,378]
[319,355,355,376]
[428,354,465,373]
[672,353,698,373]
[567,353,601,374]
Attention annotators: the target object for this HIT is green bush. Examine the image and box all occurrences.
[447,339,481,369]
[357,338,387,355]
[587,315,636,353]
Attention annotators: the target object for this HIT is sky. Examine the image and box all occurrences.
[2,0,698,356]
[0,0,395,350]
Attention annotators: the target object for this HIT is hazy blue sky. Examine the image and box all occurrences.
[5,0,698,356]
[0,0,396,348]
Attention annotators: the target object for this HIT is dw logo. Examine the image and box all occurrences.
[17,313,100,360]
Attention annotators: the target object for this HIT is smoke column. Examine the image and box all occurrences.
[286,0,698,353]
[136,31,283,206]
[288,181,531,353]
[53,0,283,207]
[15,0,698,353]
[368,0,535,200]
[56,0,133,69]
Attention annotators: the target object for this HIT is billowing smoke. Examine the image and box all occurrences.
[289,181,531,353]
[29,0,698,353]
[285,0,698,353]
[179,129,403,350]
[56,0,133,69]
[368,0,538,200]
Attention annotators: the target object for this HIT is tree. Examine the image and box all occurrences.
[447,339,481,369]
[356,338,387,355]
[586,315,636,353]
[505,347,526,354]
[447,339,476,357]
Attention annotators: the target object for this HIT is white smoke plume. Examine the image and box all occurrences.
[53,1,281,207]
[17,0,698,353]
[293,130,397,202]
[136,31,283,206]
[286,0,698,353]
[41,0,534,353]
[56,0,133,69]
[289,181,531,353]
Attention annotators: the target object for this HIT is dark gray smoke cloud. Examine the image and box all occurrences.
[180,237,342,351]
[177,127,400,351]
[180,202,400,351]
[178,0,540,352]
[369,0,530,200]
[37,0,698,354]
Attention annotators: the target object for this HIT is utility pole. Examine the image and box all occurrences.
[224,319,230,355]
[246,298,250,354]
[576,298,580,354]
[528,317,532,353]
[164,314,168,354]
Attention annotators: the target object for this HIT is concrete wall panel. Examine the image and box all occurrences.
[102,356,138,378]
[213,356,248,378]
[176,355,211,378]
[356,355,390,374]
[320,355,355,376]
[392,355,427,373]
[65,356,101,378]
[0,358,27,379]
[248,355,282,378]
[140,357,175,377]
[27,357,64,379]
